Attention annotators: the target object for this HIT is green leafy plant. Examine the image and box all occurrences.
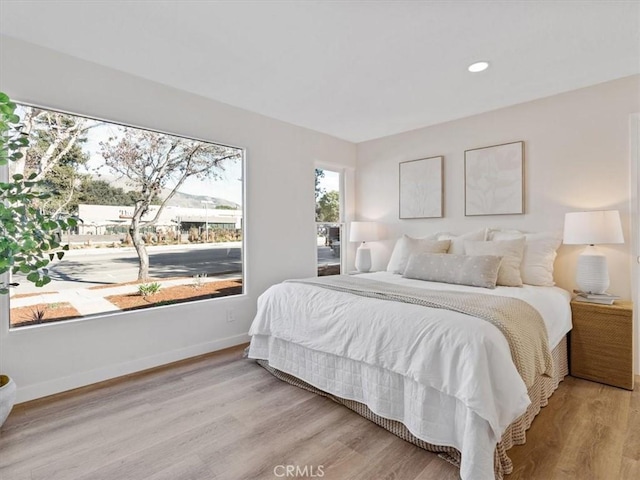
[0,92,77,294]
[138,282,161,297]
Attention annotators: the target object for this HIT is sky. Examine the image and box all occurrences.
[18,105,244,206]
[318,168,340,194]
[84,122,244,205]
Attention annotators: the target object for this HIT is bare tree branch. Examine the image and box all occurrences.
[100,128,241,280]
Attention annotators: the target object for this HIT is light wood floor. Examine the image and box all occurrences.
[1,345,638,480]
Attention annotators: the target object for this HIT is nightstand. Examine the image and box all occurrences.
[570,299,634,390]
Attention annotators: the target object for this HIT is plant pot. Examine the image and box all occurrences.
[0,374,17,428]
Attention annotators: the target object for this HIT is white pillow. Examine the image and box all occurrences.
[490,230,562,286]
[386,234,449,274]
[436,228,487,255]
[465,237,526,287]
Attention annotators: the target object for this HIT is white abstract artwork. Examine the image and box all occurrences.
[465,141,524,216]
[399,156,443,219]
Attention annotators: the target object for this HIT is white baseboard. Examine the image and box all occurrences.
[15,333,250,403]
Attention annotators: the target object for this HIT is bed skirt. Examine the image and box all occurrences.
[255,336,568,480]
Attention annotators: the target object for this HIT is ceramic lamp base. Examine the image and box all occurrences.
[576,246,610,294]
[355,244,372,273]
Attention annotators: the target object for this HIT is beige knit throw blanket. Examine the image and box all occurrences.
[286,275,553,388]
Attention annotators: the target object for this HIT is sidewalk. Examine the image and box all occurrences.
[10,274,240,316]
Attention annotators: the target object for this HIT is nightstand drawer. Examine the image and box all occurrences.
[570,300,633,390]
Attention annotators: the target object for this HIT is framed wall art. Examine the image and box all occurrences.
[399,156,443,219]
[464,141,524,216]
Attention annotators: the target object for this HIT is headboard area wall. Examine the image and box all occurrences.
[354,75,640,300]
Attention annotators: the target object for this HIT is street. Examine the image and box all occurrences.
[13,243,242,293]
[11,243,339,293]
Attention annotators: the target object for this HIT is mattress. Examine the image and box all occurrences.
[248,272,572,480]
[359,272,572,349]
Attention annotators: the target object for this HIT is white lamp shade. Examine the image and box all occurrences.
[563,210,624,245]
[349,221,379,243]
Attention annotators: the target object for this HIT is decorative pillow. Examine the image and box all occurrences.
[464,237,526,287]
[490,230,562,286]
[436,229,487,255]
[386,235,449,274]
[403,253,502,289]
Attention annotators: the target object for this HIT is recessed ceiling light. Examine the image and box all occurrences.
[468,61,490,73]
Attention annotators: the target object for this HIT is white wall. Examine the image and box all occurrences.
[0,36,356,402]
[356,75,640,372]
[356,75,639,298]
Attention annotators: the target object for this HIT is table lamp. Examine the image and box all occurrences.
[349,221,379,273]
[563,210,624,294]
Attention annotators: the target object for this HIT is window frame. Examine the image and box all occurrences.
[2,100,247,330]
[315,165,345,275]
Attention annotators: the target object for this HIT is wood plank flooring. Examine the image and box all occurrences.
[0,344,638,480]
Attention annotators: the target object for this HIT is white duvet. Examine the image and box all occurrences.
[248,272,572,480]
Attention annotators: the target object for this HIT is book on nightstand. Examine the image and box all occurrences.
[573,291,620,305]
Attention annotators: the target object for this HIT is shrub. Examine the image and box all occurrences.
[193,273,207,289]
[138,282,161,297]
[30,306,47,322]
[188,226,199,243]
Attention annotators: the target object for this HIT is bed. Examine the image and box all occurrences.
[248,270,571,480]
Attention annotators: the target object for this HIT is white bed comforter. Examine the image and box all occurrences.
[248,272,571,480]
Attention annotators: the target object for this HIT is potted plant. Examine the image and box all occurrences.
[0,375,16,428]
[0,92,77,427]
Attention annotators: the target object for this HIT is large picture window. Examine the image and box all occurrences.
[6,104,244,328]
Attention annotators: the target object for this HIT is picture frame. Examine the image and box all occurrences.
[464,141,524,216]
[399,156,443,219]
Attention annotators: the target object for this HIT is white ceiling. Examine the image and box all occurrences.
[1,1,638,143]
